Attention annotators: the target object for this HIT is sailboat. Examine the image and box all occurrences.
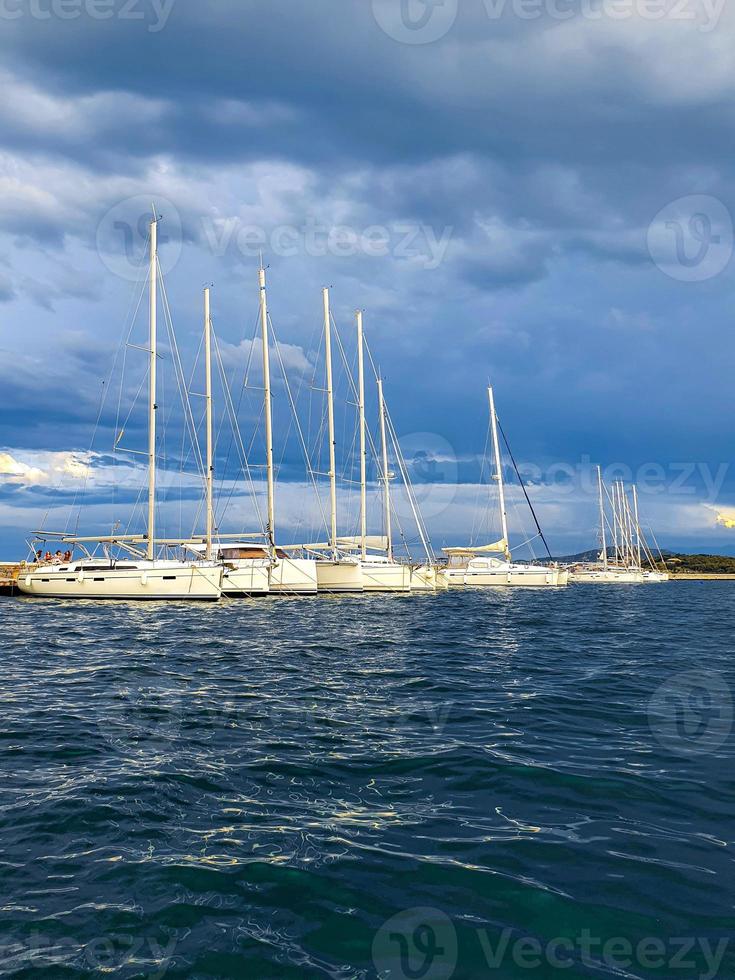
[18,215,222,600]
[186,285,272,596]
[351,313,411,592]
[568,470,669,583]
[308,288,363,592]
[441,386,567,588]
[193,268,318,595]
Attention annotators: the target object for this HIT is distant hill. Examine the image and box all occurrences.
[553,549,735,575]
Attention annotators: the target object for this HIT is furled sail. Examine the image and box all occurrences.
[301,536,389,552]
[443,538,509,556]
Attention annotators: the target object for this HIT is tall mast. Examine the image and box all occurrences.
[378,377,393,561]
[147,215,158,561]
[632,484,642,569]
[204,286,214,560]
[624,486,635,567]
[356,311,367,559]
[488,386,510,560]
[260,263,275,547]
[323,288,338,557]
[597,465,608,569]
[612,481,621,565]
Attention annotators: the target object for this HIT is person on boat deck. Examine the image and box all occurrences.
[35,550,43,564]
[63,550,72,563]
[44,551,53,563]
[54,550,64,563]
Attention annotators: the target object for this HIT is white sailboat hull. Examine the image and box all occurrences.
[569,566,669,583]
[269,557,318,594]
[410,564,446,592]
[315,560,363,592]
[221,560,271,595]
[442,561,566,588]
[359,560,412,592]
[17,561,222,600]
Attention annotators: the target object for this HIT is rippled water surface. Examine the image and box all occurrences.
[1,584,733,978]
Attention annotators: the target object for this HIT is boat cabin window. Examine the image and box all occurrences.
[220,548,268,560]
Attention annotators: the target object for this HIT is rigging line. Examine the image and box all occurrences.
[362,334,434,559]
[214,305,261,510]
[178,328,205,540]
[384,405,434,563]
[212,329,267,537]
[159,268,210,543]
[470,419,492,547]
[52,266,149,537]
[212,329,262,529]
[242,308,261,389]
[159,264,205,480]
[496,417,553,560]
[270,320,330,539]
[335,324,391,484]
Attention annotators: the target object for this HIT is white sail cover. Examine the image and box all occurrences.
[443,538,508,556]
[301,536,389,552]
[337,535,389,551]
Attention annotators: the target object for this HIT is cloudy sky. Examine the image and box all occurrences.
[1,0,734,558]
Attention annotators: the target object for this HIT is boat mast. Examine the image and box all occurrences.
[356,311,367,560]
[260,262,275,548]
[597,465,608,569]
[147,215,158,561]
[378,377,393,561]
[624,486,635,567]
[632,484,642,569]
[612,481,621,565]
[488,386,510,560]
[204,286,214,560]
[623,491,635,565]
[323,288,338,558]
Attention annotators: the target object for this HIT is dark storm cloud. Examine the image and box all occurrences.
[0,0,733,554]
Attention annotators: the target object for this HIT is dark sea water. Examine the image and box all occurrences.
[1,584,733,979]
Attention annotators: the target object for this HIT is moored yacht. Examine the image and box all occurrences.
[18,215,222,602]
[310,288,364,592]
[19,553,221,600]
[568,470,669,584]
[440,386,566,589]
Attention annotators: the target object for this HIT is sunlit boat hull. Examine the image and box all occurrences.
[569,566,669,583]
[315,560,363,592]
[410,564,446,592]
[442,559,566,588]
[359,559,411,592]
[269,557,318,594]
[221,560,271,596]
[17,560,222,600]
